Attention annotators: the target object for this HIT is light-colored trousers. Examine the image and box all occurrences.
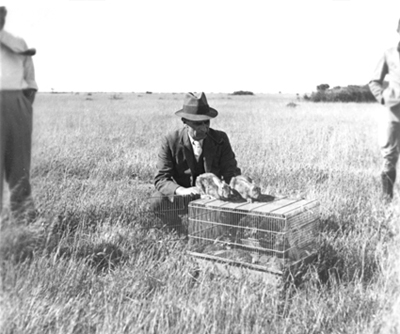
[379,104,400,173]
[0,90,33,216]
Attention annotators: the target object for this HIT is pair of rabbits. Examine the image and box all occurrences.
[195,173,261,202]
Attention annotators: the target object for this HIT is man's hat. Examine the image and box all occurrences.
[175,92,218,121]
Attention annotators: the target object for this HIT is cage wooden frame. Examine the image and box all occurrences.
[187,197,320,275]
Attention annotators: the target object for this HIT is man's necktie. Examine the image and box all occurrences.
[193,140,202,161]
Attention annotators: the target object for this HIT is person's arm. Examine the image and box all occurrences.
[218,132,241,184]
[369,53,388,104]
[174,185,199,196]
[154,135,179,196]
[23,55,38,104]
[154,135,200,197]
[0,30,35,54]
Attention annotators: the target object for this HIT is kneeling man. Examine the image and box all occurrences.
[150,92,241,231]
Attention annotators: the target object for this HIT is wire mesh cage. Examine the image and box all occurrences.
[136,194,201,235]
[128,190,319,279]
[187,197,320,275]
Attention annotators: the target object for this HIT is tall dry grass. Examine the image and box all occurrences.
[0,92,399,334]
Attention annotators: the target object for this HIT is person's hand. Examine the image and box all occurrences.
[175,186,200,196]
[23,89,36,104]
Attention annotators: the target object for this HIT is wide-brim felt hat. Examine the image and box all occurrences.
[175,92,218,121]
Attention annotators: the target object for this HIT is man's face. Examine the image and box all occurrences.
[0,7,6,31]
[185,119,210,141]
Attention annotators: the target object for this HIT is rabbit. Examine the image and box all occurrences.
[195,173,231,200]
[229,175,261,203]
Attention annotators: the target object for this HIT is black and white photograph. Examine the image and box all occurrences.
[1,0,400,333]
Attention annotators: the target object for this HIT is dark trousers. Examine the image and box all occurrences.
[148,191,200,234]
[0,90,34,218]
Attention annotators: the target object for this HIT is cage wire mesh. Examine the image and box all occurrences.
[133,193,319,274]
[135,194,201,235]
[187,197,320,274]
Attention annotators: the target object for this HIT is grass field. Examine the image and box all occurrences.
[1,92,399,333]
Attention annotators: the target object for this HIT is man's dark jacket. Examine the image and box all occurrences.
[154,127,241,196]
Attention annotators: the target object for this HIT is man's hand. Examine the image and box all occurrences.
[23,89,36,104]
[175,186,200,196]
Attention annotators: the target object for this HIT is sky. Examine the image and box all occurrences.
[3,0,400,94]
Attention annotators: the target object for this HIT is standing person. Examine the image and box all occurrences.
[369,18,400,201]
[150,92,241,231]
[0,6,38,220]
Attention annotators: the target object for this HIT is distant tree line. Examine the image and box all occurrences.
[304,84,377,103]
[231,91,255,96]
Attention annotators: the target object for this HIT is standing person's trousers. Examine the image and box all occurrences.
[380,120,400,173]
[0,90,34,218]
